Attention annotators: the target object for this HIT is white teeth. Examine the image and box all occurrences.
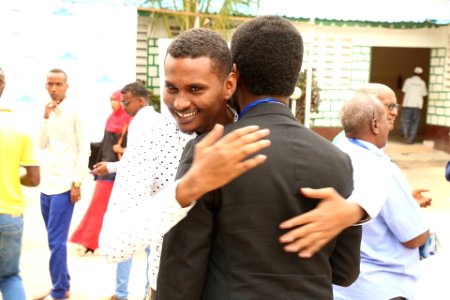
[176,110,197,118]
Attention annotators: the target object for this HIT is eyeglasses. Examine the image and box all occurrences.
[384,103,399,111]
[121,98,138,106]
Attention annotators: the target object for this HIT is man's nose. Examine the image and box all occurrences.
[391,108,398,116]
[173,92,190,110]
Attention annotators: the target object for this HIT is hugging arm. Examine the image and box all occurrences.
[175,124,270,207]
[279,187,365,258]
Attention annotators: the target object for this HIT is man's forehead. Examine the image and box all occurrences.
[122,91,134,98]
[374,88,396,103]
[380,93,397,104]
[47,72,66,80]
[165,55,222,80]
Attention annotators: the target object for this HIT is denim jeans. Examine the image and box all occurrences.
[144,246,151,298]
[116,258,133,299]
[0,214,26,300]
[41,191,74,299]
[115,246,151,300]
[401,107,421,144]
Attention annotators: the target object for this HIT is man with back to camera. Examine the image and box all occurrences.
[36,68,90,300]
[0,67,40,300]
[156,16,362,300]
[401,66,427,144]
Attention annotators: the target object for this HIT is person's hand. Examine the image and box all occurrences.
[176,124,271,207]
[44,101,59,119]
[113,144,125,154]
[412,188,432,208]
[279,187,365,258]
[70,186,81,204]
[92,161,109,176]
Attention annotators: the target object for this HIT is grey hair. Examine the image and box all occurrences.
[356,83,395,103]
[341,93,382,137]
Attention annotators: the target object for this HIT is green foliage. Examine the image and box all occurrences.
[141,0,259,38]
[150,94,161,112]
[293,69,321,124]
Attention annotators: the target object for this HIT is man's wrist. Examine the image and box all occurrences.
[176,174,203,207]
[72,182,81,188]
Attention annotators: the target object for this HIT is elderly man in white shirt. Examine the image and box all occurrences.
[37,68,90,300]
[401,66,428,144]
[333,93,429,300]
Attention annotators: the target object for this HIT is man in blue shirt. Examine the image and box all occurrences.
[333,92,429,300]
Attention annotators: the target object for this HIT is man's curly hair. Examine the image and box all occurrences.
[231,16,303,96]
[166,28,232,81]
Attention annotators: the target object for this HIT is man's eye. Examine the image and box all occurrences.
[166,84,177,91]
[190,86,201,92]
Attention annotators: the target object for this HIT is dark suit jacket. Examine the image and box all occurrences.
[156,103,361,300]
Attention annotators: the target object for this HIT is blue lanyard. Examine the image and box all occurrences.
[348,138,370,151]
[238,98,284,120]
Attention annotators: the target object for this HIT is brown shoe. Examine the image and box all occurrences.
[108,295,128,300]
[42,296,67,300]
[33,291,70,300]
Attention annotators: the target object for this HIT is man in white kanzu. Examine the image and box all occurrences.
[401,66,428,144]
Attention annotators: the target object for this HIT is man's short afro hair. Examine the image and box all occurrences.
[231,16,303,96]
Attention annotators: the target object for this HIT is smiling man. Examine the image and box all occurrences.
[99,28,271,298]
[278,83,430,259]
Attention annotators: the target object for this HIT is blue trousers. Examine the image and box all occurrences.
[40,191,74,299]
[0,214,26,300]
[401,107,421,144]
[115,246,151,300]
[116,258,132,299]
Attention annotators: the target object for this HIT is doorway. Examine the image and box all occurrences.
[370,47,431,141]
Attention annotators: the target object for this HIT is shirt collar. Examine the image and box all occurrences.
[349,138,391,161]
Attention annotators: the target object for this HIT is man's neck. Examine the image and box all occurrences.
[213,104,234,127]
[238,90,289,110]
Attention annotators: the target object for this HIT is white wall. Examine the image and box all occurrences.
[0,0,137,142]
[295,22,449,48]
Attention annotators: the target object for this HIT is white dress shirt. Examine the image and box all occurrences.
[99,106,196,290]
[38,96,90,194]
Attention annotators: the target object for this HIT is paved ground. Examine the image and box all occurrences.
[384,140,450,299]
[19,178,149,300]
[5,139,450,300]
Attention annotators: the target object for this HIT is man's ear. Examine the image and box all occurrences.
[224,70,237,100]
[370,118,380,135]
[138,96,146,107]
